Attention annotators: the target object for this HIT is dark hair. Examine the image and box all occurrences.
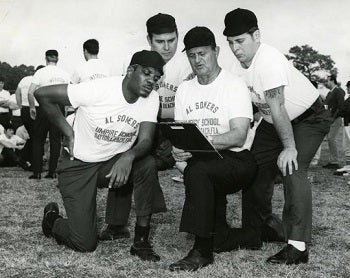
[328,74,337,84]
[3,122,14,131]
[45,49,58,57]
[0,75,4,82]
[346,81,350,87]
[35,65,45,72]
[45,49,58,63]
[247,26,259,34]
[83,39,99,55]
[146,13,178,40]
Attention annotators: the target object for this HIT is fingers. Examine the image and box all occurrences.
[278,158,298,176]
[106,169,130,189]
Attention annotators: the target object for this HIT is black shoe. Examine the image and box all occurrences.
[169,249,214,272]
[261,214,285,243]
[333,170,347,176]
[18,160,32,171]
[99,225,130,240]
[130,240,160,262]
[322,163,340,169]
[42,202,61,237]
[29,173,41,180]
[214,228,262,253]
[44,172,57,179]
[266,244,309,265]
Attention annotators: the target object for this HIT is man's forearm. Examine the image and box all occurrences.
[211,129,247,150]
[271,106,295,149]
[28,92,36,109]
[123,138,153,161]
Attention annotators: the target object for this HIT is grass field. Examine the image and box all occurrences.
[1,143,350,278]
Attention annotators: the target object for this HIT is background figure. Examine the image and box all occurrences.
[71,38,110,84]
[28,50,70,179]
[15,65,45,164]
[322,75,345,169]
[8,93,22,131]
[0,123,31,170]
[334,80,350,174]
[0,76,11,127]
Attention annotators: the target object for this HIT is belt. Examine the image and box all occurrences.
[291,97,324,125]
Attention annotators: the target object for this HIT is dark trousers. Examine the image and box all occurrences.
[20,107,34,163]
[104,129,168,226]
[242,108,332,242]
[11,116,23,131]
[0,112,11,127]
[52,153,164,252]
[32,107,61,174]
[179,150,257,238]
[0,147,21,166]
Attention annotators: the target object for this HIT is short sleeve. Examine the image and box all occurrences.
[67,81,99,108]
[257,51,289,92]
[227,76,253,121]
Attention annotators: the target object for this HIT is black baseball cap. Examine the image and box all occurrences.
[45,49,58,57]
[183,26,216,52]
[223,8,258,37]
[146,13,177,34]
[130,50,165,75]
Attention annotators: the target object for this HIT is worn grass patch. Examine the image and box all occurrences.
[1,146,350,277]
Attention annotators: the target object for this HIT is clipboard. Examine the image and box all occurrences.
[157,122,223,159]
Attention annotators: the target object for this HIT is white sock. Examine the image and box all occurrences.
[288,240,306,251]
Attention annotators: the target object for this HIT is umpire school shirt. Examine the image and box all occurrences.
[175,69,253,152]
[67,76,159,163]
[242,43,319,124]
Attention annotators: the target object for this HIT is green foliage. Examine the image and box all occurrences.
[286,45,337,83]
[0,61,35,92]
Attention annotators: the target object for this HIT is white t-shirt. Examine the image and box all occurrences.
[9,94,20,116]
[123,50,192,120]
[241,43,319,123]
[32,65,70,88]
[175,69,253,152]
[155,52,192,119]
[67,76,159,162]
[0,133,25,153]
[71,58,110,84]
[0,89,10,113]
[17,75,37,106]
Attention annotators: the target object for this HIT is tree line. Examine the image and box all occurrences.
[0,61,35,92]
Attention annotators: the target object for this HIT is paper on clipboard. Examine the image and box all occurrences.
[157,122,223,159]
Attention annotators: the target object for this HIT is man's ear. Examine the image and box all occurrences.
[126,65,136,77]
[215,46,220,58]
[253,29,261,41]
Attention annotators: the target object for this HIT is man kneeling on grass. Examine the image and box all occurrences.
[169,27,257,272]
[35,50,167,261]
